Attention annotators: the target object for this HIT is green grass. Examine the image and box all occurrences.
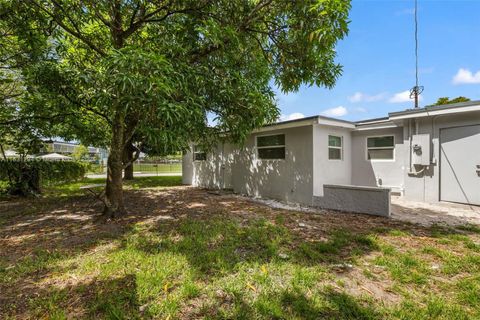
[43,175,182,197]
[2,181,480,319]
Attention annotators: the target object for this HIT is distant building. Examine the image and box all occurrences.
[42,140,108,163]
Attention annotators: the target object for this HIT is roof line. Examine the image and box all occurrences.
[354,116,390,124]
[260,99,480,130]
[389,99,480,117]
[264,114,355,129]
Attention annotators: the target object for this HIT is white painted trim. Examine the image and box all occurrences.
[327,134,343,161]
[355,124,400,131]
[317,118,356,129]
[253,119,317,133]
[390,105,480,120]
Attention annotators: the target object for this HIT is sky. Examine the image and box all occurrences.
[277,0,480,122]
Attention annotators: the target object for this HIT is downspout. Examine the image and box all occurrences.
[408,119,412,172]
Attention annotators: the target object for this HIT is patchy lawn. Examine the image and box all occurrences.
[1,176,479,319]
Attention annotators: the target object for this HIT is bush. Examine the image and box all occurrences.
[0,159,86,195]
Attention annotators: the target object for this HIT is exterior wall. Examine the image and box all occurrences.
[182,142,234,189]
[403,111,480,203]
[312,124,352,196]
[181,150,193,185]
[351,127,406,193]
[182,108,480,208]
[313,184,391,217]
[182,125,314,205]
[232,126,313,205]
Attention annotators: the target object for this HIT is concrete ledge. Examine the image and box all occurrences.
[313,184,391,217]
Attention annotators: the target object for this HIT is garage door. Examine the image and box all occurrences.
[440,125,480,206]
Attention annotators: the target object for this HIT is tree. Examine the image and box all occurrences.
[7,0,351,218]
[72,145,89,161]
[430,96,471,106]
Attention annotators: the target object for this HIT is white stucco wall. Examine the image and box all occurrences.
[312,124,352,196]
[402,110,480,203]
[183,108,480,207]
[232,126,313,205]
[351,127,406,193]
[182,142,234,189]
[182,150,193,185]
[183,125,314,205]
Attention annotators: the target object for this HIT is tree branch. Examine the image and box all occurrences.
[27,0,106,56]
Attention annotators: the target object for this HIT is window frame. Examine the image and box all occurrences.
[328,135,343,161]
[256,133,286,161]
[366,135,395,161]
[193,145,207,162]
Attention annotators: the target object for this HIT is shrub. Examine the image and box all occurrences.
[0,159,86,195]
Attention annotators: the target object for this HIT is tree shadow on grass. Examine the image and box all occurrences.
[127,188,480,280]
[130,214,379,278]
[24,274,141,320]
[203,287,382,319]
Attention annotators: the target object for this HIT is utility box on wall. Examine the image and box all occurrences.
[412,134,431,165]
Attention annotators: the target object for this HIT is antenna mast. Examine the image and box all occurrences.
[409,0,423,108]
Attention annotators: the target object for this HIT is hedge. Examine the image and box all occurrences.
[0,159,86,195]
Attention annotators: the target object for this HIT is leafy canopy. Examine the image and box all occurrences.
[6,0,351,151]
[429,96,471,107]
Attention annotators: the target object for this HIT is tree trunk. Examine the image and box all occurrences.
[104,110,126,218]
[123,146,134,180]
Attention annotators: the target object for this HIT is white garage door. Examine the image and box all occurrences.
[440,124,480,206]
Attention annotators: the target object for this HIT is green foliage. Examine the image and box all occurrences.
[4,0,351,210]
[71,145,89,161]
[6,0,351,148]
[430,96,471,107]
[0,159,86,195]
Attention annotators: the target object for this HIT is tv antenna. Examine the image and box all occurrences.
[409,0,423,108]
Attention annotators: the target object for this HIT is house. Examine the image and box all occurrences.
[182,100,480,216]
[41,140,108,163]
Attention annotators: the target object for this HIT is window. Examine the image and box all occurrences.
[193,145,206,161]
[367,136,394,160]
[257,134,285,159]
[328,135,343,160]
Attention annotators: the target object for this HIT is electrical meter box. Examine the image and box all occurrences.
[412,134,431,166]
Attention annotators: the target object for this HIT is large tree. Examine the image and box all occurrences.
[6,0,351,217]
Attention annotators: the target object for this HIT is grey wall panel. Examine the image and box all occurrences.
[232,126,314,205]
[312,125,352,196]
[403,111,480,203]
[351,127,405,193]
[440,124,480,205]
[313,184,391,217]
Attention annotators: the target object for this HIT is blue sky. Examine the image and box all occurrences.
[277,0,480,122]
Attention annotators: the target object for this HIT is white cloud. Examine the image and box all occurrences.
[389,90,423,103]
[348,92,386,103]
[321,106,348,117]
[452,68,480,84]
[354,107,367,113]
[279,112,305,122]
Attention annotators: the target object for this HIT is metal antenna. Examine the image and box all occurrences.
[409,0,423,108]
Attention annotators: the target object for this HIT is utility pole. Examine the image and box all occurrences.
[410,0,423,108]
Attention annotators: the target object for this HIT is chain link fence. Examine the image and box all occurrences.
[86,157,182,175]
